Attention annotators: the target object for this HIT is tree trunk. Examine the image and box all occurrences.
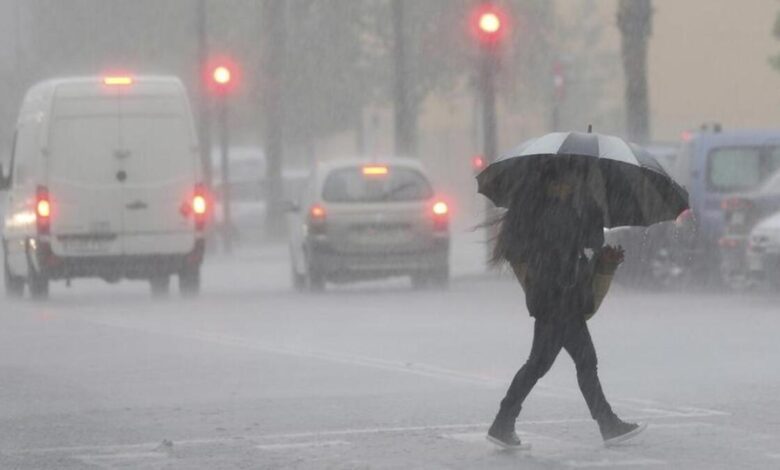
[617,0,653,143]
[261,0,287,239]
[392,0,417,157]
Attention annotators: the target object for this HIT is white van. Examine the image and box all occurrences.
[1,76,208,299]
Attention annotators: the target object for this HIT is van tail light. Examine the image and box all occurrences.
[36,186,51,235]
[431,200,449,231]
[193,183,209,231]
[308,204,327,234]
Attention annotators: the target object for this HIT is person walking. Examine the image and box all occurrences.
[486,161,647,449]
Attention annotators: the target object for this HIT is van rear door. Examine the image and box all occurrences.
[48,101,124,257]
[120,111,197,255]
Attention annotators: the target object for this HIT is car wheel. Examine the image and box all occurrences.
[307,268,325,292]
[291,266,306,291]
[179,265,201,297]
[4,258,24,299]
[28,268,49,301]
[410,273,429,290]
[150,275,171,298]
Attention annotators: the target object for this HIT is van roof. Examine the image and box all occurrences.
[28,75,186,98]
[690,129,780,150]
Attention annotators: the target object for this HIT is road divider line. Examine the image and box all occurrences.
[255,440,350,451]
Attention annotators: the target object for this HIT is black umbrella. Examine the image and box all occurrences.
[476,130,689,227]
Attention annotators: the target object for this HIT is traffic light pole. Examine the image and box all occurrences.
[480,47,499,265]
[217,95,232,254]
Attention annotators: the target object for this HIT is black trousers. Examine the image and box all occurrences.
[498,317,615,424]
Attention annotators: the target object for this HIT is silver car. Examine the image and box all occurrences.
[287,159,450,291]
[746,211,780,288]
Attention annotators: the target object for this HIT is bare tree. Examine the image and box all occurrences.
[260,0,287,239]
[617,0,653,143]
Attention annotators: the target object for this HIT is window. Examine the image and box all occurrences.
[322,167,433,203]
[706,146,780,193]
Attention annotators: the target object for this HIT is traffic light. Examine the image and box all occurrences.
[471,155,486,173]
[205,58,239,95]
[471,4,508,47]
[212,66,231,87]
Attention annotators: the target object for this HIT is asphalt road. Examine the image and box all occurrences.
[1,255,779,469]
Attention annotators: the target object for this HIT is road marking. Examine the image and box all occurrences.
[564,458,666,467]
[75,451,167,469]
[82,316,729,421]
[255,440,350,451]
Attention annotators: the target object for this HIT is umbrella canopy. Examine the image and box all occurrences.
[476,131,689,228]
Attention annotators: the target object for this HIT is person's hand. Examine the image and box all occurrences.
[600,245,625,264]
[596,245,625,274]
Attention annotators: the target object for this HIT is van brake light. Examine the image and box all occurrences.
[36,199,51,219]
[432,201,448,216]
[104,76,133,86]
[193,194,207,216]
[36,186,51,234]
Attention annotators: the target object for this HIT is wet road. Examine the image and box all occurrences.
[1,255,779,469]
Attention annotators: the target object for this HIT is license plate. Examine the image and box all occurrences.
[353,227,409,243]
[748,255,763,272]
[62,238,111,254]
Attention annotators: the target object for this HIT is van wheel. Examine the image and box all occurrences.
[4,261,24,298]
[291,266,306,291]
[150,276,171,298]
[410,273,429,290]
[429,265,450,289]
[28,270,50,300]
[179,266,201,297]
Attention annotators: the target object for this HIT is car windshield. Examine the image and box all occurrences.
[322,166,433,203]
[707,145,780,192]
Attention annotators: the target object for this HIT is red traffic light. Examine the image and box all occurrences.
[471,155,486,172]
[205,57,239,95]
[471,4,508,45]
[212,66,231,86]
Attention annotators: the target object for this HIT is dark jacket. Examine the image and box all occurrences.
[498,194,604,321]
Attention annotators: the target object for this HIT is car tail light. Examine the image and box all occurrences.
[36,186,51,234]
[431,200,449,231]
[721,197,752,212]
[718,236,740,249]
[308,204,327,234]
